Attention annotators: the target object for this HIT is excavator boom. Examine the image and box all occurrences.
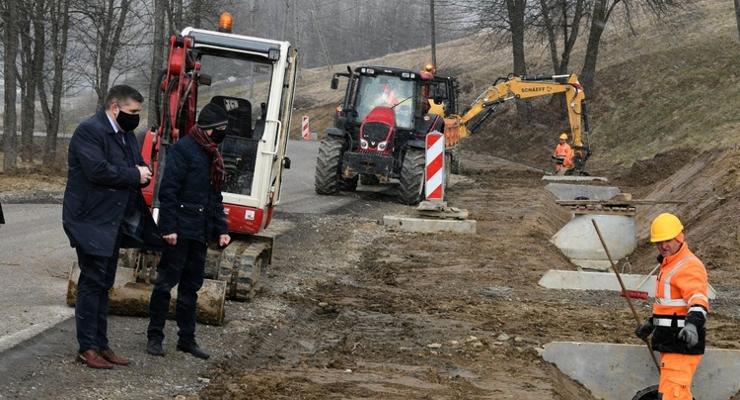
[450,73,591,173]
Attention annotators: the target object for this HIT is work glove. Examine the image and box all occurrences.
[678,323,699,348]
[634,317,655,341]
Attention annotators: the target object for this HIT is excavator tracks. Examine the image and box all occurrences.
[209,238,272,302]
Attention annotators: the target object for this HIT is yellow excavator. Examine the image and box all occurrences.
[440,73,591,174]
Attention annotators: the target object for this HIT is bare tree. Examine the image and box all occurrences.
[148,0,167,128]
[38,0,71,167]
[581,0,691,95]
[464,0,530,122]
[537,0,586,74]
[73,0,140,107]
[2,0,20,172]
[18,0,47,163]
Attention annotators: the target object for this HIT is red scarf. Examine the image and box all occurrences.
[189,126,225,190]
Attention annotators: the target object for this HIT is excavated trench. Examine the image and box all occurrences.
[196,150,739,399]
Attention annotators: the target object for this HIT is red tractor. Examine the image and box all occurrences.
[315,65,461,204]
[67,14,298,324]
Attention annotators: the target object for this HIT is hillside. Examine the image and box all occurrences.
[289,0,740,292]
[292,0,739,168]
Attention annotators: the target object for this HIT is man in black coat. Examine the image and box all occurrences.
[63,85,163,369]
[146,102,231,359]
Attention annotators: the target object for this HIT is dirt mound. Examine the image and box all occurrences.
[631,149,740,285]
[613,147,698,187]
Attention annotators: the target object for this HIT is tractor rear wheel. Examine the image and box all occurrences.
[398,148,425,205]
[315,136,345,194]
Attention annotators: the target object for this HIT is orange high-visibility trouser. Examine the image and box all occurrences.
[659,353,702,400]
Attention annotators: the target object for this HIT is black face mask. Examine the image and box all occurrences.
[211,129,227,144]
[116,110,140,132]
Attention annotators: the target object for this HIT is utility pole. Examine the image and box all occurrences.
[430,0,437,68]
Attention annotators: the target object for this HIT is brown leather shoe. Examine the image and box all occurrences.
[100,348,130,366]
[77,350,113,369]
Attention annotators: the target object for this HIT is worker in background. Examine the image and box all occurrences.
[635,213,709,400]
[146,102,231,360]
[552,132,574,175]
[63,85,162,369]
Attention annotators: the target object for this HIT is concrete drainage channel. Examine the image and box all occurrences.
[538,176,740,400]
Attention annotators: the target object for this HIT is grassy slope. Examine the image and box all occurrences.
[294,1,739,169]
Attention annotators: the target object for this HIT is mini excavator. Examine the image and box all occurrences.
[66,13,298,325]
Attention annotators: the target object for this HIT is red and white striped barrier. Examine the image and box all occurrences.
[425,131,445,201]
[301,115,311,140]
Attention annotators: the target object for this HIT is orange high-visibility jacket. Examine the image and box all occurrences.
[651,242,709,354]
[553,143,574,168]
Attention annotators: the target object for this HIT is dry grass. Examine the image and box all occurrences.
[291,0,740,166]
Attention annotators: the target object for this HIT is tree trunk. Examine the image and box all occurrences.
[507,0,528,124]
[95,0,131,107]
[580,0,611,96]
[2,0,20,172]
[20,15,35,163]
[148,0,167,128]
[190,0,201,29]
[40,0,70,168]
[539,0,560,73]
[735,0,740,42]
[18,0,46,164]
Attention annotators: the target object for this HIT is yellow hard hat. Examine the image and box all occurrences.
[559,133,568,140]
[650,213,684,243]
[428,99,445,116]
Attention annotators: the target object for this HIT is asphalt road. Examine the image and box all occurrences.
[0,139,397,356]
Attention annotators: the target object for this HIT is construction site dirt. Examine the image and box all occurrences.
[3,148,737,399]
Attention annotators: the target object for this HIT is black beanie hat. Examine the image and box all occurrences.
[197,103,229,129]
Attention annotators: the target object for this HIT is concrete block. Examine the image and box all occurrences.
[542,175,608,183]
[542,341,740,400]
[383,215,476,234]
[545,183,620,201]
[551,214,636,271]
[538,270,718,299]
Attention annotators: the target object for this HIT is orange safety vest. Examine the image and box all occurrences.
[553,143,574,169]
[651,241,709,354]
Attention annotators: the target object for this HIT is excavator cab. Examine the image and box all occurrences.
[66,17,299,325]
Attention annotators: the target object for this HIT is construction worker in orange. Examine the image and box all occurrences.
[635,213,709,400]
[552,132,574,175]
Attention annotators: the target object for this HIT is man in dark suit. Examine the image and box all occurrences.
[146,103,231,360]
[63,85,163,369]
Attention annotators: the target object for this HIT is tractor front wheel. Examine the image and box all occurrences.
[398,148,425,205]
[315,136,345,194]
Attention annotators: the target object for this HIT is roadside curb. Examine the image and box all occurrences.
[0,306,74,355]
[0,191,64,204]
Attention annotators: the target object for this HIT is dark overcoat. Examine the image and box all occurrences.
[157,134,227,243]
[62,109,163,257]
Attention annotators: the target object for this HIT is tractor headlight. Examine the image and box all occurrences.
[360,138,369,149]
[377,141,387,151]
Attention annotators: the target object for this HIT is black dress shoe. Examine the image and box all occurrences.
[146,339,165,356]
[176,343,210,360]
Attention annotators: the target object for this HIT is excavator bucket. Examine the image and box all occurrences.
[66,250,227,326]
